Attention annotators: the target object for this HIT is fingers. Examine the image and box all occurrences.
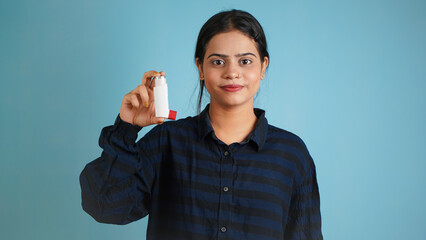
[129,69,164,109]
[135,85,150,108]
[125,70,165,109]
[123,90,140,109]
[120,70,167,127]
[141,70,158,87]
[141,70,165,88]
[130,94,140,108]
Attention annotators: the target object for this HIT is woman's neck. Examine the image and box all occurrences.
[208,102,258,145]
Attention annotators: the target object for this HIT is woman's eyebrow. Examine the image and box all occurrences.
[207,52,257,59]
[235,52,257,58]
[207,53,228,59]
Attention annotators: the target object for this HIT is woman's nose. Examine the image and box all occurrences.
[223,62,240,79]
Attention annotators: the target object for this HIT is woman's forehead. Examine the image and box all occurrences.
[205,30,258,56]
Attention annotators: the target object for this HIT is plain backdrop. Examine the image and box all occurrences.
[1,0,425,239]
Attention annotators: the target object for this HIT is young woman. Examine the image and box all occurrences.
[80,9,322,240]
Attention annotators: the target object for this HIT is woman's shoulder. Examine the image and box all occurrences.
[146,114,200,136]
[163,115,198,129]
[265,123,316,180]
[266,123,307,147]
[265,123,313,160]
[137,115,200,150]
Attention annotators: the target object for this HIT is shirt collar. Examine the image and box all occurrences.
[197,104,268,151]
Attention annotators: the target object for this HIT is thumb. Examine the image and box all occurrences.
[155,117,165,125]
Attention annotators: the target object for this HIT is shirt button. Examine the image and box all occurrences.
[224,151,229,156]
[221,226,227,232]
[223,186,229,192]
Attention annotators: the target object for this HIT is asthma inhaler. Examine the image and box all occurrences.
[153,75,177,120]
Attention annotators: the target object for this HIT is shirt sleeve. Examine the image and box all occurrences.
[79,114,155,225]
[284,154,323,239]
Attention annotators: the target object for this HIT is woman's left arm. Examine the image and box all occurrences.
[284,154,323,239]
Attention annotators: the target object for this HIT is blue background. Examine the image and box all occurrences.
[1,0,425,239]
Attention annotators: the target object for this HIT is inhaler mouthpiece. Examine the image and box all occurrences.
[153,75,177,120]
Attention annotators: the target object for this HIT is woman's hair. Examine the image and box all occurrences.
[195,9,269,113]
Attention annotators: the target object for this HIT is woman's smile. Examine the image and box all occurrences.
[220,84,244,92]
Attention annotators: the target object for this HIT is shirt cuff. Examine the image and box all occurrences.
[114,114,142,135]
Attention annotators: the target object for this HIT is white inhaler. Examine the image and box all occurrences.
[153,75,177,120]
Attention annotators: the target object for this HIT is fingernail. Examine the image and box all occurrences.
[145,102,149,108]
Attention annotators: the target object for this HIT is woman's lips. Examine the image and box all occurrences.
[220,84,243,92]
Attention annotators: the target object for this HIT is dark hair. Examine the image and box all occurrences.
[195,9,269,113]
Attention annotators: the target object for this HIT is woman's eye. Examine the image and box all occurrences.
[241,59,252,65]
[211,60,224,65]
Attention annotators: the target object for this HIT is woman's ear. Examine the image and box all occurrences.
[261,56,269,79]
[195,58,204,80]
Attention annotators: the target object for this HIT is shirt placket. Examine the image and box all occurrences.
[217,145,233,238]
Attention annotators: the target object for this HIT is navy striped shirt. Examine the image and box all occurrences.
[80,105,322,240]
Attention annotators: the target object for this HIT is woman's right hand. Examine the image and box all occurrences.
[119,70,166,127]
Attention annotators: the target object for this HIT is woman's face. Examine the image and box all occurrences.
[196,30,269,109]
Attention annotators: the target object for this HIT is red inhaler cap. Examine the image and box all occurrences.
[168,110,177,120]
